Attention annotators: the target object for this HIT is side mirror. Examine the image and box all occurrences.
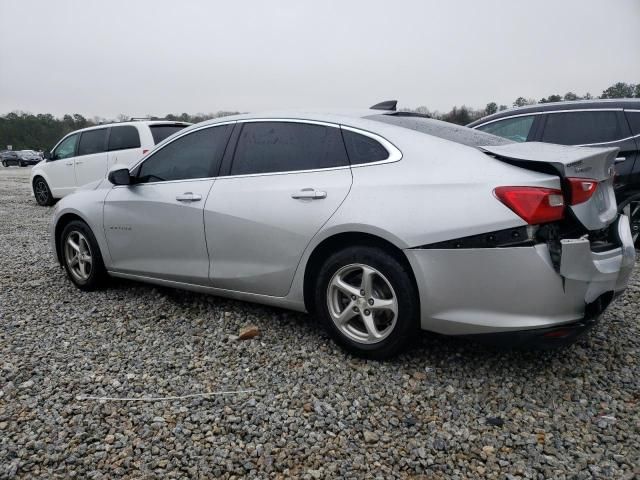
[44,151,52,160]
[107,166,132,185]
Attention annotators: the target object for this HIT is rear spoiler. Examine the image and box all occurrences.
[479,142,618,182]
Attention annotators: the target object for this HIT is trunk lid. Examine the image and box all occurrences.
[480,142,619,231]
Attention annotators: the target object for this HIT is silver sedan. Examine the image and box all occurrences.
[50,105,636,358]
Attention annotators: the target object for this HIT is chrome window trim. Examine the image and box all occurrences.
[340,125,403,168]
[472,108,624,129]
[474,108,637,145]
[576,133,640,147]
[624,109,640,112]
[128,118,403,184]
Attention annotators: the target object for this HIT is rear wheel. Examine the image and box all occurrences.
[60,220,107,291]
[314,246,419,359]
[19,161,26,167]
[1,161,6,167]
[33,177,54,206]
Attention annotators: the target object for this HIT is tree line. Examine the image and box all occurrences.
[1,81,639,150]
[405,81,640,125]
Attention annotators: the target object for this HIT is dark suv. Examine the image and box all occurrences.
[468,99,640,243]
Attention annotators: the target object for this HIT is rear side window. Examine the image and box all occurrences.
[541,111,625,145]
[108,126,141,151]
[137,125,232,182]
[476,116,534,142]
[230,122,349,175]
[78,129,107,156]
[342,130,389,164]
[150,124,188,144]
[626,111,640,135]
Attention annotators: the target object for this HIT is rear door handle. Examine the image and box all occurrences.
[175,192,202,202]
[615,156,626,163]
[65,161,73,166]
[291,188,327,200]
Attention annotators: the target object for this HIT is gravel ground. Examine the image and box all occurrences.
[1,167,639,479]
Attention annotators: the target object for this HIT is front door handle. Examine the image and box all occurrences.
[615,156,626,163]
[65,161,73,166]
[176,192,202,202]
[291,188,327,200]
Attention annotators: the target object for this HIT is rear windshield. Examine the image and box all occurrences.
[366,115,513,147]
[150,124,188,144]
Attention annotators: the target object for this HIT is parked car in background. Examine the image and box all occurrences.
[0,150,19,167]
[1,149,41,167]
[50,105,635,358]
[467,99,640,244]
[30,120,191,206]
[17,150,42,166]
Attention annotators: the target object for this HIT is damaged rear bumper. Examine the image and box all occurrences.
[405,215,635,337]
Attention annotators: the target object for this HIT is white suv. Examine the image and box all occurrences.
[31,120,191,206]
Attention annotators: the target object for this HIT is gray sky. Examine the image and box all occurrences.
[1,0,639,118]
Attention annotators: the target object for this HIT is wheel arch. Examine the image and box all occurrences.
[302,231,419,314]
[54,213,88,265]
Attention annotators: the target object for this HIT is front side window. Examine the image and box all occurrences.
[108,126,141,151]
[78,129,108,156]
[541,111,625,145]
[52,134,78,160]
[137,125,232,182]
[476,116,534,142]
[230,122,349,175]
[342,130,389,164]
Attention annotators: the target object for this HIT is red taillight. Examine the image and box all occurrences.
[566,177,598,205]
[494,186,565,225]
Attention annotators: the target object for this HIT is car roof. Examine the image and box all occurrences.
[467,98,640,127]
[178,108,511,149]
[66,120,192,135]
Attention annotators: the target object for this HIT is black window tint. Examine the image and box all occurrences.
[541,111,624,145]
[342,130,389,164]
[77,129,107,156]
[231,122,348,175]
[137,125,231,182]
[626,111,640,135]
[52,134,78,160]
[108,126,141,151]
[150,124,188,144]
[476,116,534,142]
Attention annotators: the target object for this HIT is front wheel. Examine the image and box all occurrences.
[60,220,107,291]
[19,161,26,167]
[33,177,54,206]
[1,161,7,167]
[314,246,419,359]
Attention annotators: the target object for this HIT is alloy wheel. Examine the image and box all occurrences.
[34,180,49,205]
[327,263,398,344]
[64,231,93,282]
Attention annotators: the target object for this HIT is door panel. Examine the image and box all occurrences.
[205,168,352,296]
[46,158,77,197]
[104,179,214,283]
[75,152,109,187]
[46,133,79,197]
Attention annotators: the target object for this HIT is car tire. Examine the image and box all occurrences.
[60,220,107,291]
[19,161,26,167]
[32,177,54,206]
[314,245,419,359]
[1,161,6,167]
